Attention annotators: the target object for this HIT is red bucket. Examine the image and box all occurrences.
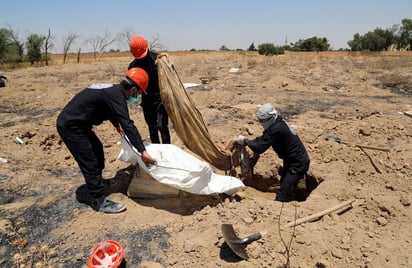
[87,240,124,268]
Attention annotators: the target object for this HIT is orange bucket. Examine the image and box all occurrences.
[87,240,124,268]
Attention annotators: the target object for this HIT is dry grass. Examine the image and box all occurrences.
[1,50,411,72]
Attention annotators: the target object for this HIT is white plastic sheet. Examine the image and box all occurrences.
[118,136,245,196]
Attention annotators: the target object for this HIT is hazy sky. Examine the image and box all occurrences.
[1,0,411,52]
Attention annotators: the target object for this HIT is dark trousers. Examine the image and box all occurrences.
[143,102,170,144]
[56,124,106,198]
[276,160,310,202]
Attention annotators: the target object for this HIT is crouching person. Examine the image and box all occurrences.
[56,68,157,213]
[235,103,310,202]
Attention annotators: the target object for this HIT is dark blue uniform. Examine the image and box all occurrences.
[128,50,170,144]
[56,84,146,199]
[246,116,310,202]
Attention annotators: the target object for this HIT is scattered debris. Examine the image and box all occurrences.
[229,67,240,73]
[15,137,24,145]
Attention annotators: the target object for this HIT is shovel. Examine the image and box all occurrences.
[325,135,390,152]
[221,224,266,259]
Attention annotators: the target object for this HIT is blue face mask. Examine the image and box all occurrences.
[127,86,142,104]
[127,95,141,104]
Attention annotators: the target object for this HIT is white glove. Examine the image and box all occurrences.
[235,135,246,145]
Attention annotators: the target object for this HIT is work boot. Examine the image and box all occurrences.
[98,198,126,213]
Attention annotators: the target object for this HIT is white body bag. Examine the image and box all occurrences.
[118,136,245,196]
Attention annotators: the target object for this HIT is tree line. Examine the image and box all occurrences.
[0,26,164,65]
[1,18,411,64]
[234,18,412,56]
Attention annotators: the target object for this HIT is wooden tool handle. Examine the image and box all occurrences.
[354,144,390,152]
[287,199,356,227]
[338,139,390,152]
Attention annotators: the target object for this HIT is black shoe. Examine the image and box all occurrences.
[98,198,126,213]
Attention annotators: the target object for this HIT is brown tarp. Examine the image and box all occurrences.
[156,53,234,171]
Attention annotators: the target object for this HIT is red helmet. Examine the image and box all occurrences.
[87,240,124,268]
[125,68,149,94]
[130,35,148,59]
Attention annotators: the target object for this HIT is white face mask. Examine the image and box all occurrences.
[259,116,276,130]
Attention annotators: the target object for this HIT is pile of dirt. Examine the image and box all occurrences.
[0,51,411,267]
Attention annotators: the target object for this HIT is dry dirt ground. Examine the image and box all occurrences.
[0,51,411,268]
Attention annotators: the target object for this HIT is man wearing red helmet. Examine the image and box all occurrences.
[56,68,157,213]
[128,35,171,144]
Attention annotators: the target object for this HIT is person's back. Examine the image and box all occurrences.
[128,51,160,108]
[265,116,309,166]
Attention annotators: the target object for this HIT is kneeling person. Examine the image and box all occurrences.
[236,103,310,202]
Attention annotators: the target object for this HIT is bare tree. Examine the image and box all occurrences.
[62,32,79,63]
[86,30,116,61]
[116,30,166,53]
[150,33,166,51]
[44,28,54,66]
[116,27,135,51]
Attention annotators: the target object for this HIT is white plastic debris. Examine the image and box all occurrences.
[183,83,201,89]
[15,137,24,145]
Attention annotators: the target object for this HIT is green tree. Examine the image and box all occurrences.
[347,33,362,51]
[26,33,46,64]
[359,28,392,51]
[395,18,412,49]
[291,37,330,51]
[0,27,24,63]
[0,28,10,61]
[348,18,411,51]
[257,43,284,55]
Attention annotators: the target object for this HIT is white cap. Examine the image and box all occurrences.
[256,103,278,120]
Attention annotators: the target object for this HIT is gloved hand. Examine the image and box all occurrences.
[235,135,246,145]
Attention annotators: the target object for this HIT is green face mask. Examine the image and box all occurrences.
[127,95,141,104]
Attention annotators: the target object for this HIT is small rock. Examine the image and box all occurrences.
[376,217,388,226]
[331,248,343,259]
[242,216,254,224]
[359,127,372,136]
[183,240,197,253]
[316,259,330,267]
[400,196,410,207]
[385,184,395,191]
